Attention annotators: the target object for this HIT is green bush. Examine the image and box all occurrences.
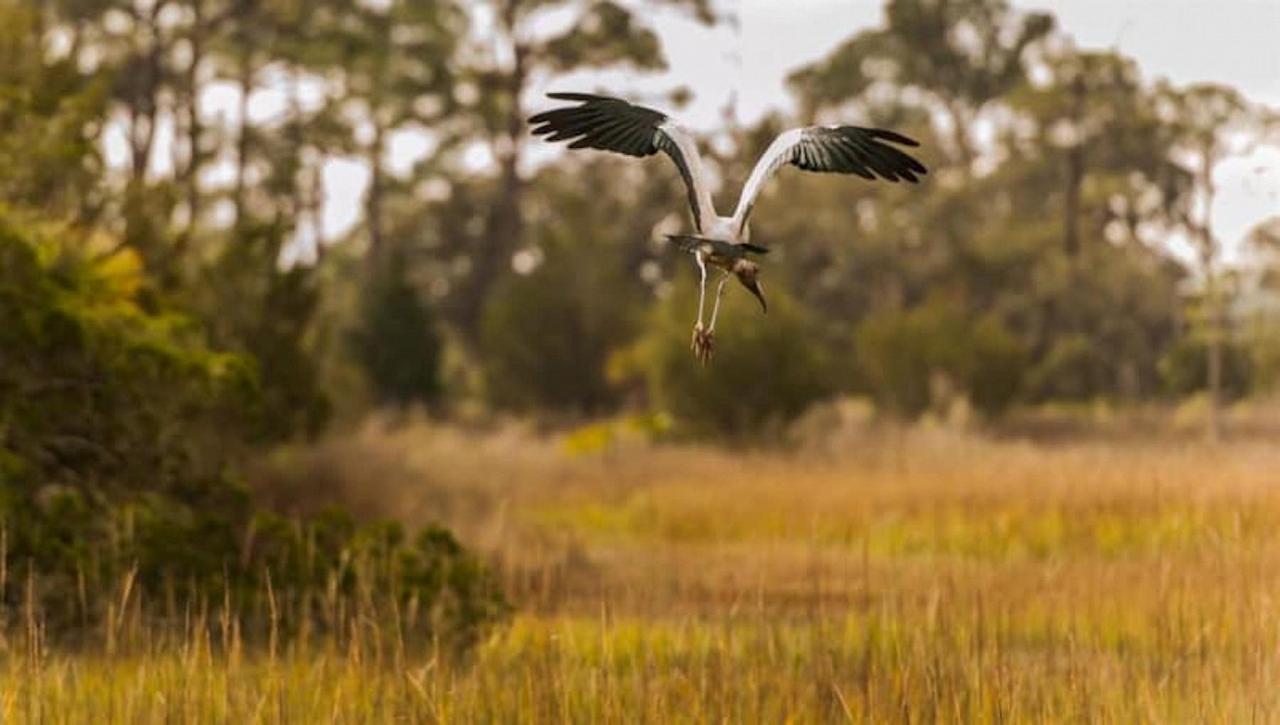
[1025,334,1110,401]
[1158,335,1252,401]
[0,210,255,504]
[480,245,638,415]
[1247,316,1280,395]
[198,221,331,442]
[350,254,445,408]
[855,299,1027,418]
[0,212,506,646]
[640,279,836,439]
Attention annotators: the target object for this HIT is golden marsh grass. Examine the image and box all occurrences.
[8,421,1280,722]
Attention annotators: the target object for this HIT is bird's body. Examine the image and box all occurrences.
[529,92,927,363]
[666,235,765,269]
[695,216,746,245]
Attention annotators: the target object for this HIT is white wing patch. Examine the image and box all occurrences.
[730,125,926,235]
[658,121,718,233]
[731,129,804,235]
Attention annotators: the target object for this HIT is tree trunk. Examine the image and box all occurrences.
[365,122,387,272]
[1200,149,1222,443]
[184,0,204,235]
[121,7,165,268]
[128,4,167,189]
[233,49,252,232]
[941,99,976,175]
[1062,73,1086,259]
[457,6,527,344]
[1063,145,1083,257]
[309,158,325,252]
[167,0,205,273]
[1206,296,1223,442]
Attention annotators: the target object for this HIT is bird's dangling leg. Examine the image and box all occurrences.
[694,253,708,329]
[708,272,730,333]
[691,253,711,360]
[695,273,730,366]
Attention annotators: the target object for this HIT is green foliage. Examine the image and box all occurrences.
[7,0,1278,451]
[350,257,445,409]
[479,248,635,415]
[475,159,670,415]
[196,222,331,443]
[1159,336,1252,401]
[640,281,836,439]
[0,212,505,645]
[966,316,1031,415]
[788,0,1053,143]
[0,0,107,216]
[856,299,1027,417]
[0,210,255,503]
[1026,335,1110,401]
[1242,220,1280,393]
[0,208,241,618]
[1247,321,1280,395]
[230,511,507,649]
[541,1,666,72]
[779,11,1205,416]
[4,494,508,648]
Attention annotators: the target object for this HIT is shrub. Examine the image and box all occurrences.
[1158,335,1252,401]
[639,279,836,439]
[856,299,1027,418]
[350,254,445,408]
[0,211,506,646]
[480,246,637,415]
[0,210,254,507]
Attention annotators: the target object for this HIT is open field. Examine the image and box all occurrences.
[8,420,1280,722]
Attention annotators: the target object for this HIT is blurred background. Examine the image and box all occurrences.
[5,0,1280,718]
[6,0,1279,441]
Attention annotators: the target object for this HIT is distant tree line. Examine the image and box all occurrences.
[3,0,1279,456]
[475,0,1280,436]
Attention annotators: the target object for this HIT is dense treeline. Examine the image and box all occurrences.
[5,0,1277,437]
[0,0,1278,633]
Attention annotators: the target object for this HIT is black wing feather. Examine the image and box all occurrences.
[530,95,665,159]
[793,127,927,183]
[529,92,707,231]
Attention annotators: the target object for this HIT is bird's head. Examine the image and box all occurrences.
[732,259,767,314]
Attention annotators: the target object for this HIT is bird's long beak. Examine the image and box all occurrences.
[743,278,767,314]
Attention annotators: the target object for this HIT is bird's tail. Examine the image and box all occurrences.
[664,234,704,254]
[664,235,770,255]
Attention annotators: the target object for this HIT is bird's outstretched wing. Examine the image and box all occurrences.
[731,126,927,235]
[529,93,717,233]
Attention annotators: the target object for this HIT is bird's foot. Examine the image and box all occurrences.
[690,322,703,351]
[691,325,715,365]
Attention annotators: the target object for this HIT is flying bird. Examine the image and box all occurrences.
[528,92,927,364]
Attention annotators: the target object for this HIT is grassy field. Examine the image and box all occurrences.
[8,419,1280,722]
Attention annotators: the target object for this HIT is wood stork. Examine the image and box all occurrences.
[528,92,927,364]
